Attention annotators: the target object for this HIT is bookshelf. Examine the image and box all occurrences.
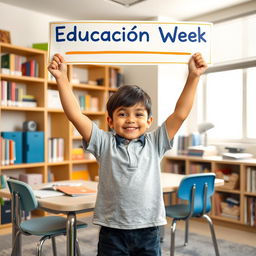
[162,155,256,232]
[0,42,122,227]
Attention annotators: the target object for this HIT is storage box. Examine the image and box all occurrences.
[19,173,43,185]
[23,132,44,163]
[1,200,11,224]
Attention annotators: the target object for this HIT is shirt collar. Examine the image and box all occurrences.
[115,134,146,146]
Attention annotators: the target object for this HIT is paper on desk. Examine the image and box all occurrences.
[41,182,83,190]
[33,190,65,198]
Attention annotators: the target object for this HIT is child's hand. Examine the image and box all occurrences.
[188,53,208,77]
[48,54,67,80]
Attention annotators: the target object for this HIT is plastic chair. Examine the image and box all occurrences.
[7,179,87,256]
[165,173,220,256]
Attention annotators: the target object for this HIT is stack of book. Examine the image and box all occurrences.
[187,145,217,157]
[222,152,253,160]
[21,94,37,107]
[71,147,85,160]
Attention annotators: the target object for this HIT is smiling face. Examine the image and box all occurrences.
[107,103,153,140]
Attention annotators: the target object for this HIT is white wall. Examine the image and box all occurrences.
[122,65,158,129]
[0,3,62,47]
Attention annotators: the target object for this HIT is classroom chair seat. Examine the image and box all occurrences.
[165,173,220,256]
[7,179,87,256]
[20,215,86,236]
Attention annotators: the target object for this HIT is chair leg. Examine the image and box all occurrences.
[36,235,49,256]
[170,219,177,256]
[11,230,22,256]
[184,219,189,246]
[75,239,81,256]
[51,236,58,256]
[203,214,220,256]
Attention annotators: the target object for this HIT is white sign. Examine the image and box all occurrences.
[49,21,212,65]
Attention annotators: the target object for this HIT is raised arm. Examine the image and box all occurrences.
[48,54,92,143]
[165,53,208,139]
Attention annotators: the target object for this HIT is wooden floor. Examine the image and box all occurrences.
[1,214,256,247]
[166,217,256,247]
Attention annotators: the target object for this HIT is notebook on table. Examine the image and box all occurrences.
[33,189,65,198]
[54,185,97,197]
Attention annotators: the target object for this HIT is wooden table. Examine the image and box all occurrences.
[0,173,224,256]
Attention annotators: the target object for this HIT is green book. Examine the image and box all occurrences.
[32,43,48,51]
[1,54,10,68]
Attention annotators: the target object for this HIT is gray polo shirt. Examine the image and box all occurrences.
[83,122,173,229]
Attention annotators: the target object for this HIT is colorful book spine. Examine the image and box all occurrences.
[1,132,22,164]
[21,59,39,77]
[48,137,64,163]
[1,53,26,76]
[0,137,16,166]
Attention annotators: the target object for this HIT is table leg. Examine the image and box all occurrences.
[66,212,77,256]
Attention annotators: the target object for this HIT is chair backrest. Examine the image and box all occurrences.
[177,173,215,216]
[7,179,38,212]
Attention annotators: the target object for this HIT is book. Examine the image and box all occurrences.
[72,170,91,180]
[32,42,48,51]
[47,89,62,109]
[33,189,64,198]
[71,148,85,160]
[187,145,217,157]
[48,137,64,162]
[1,132,23,164]
[54,185,96,197]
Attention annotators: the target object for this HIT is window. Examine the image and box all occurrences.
[247,67,256,138]
[198,63,256,142]
[196,14,256,143]
[205,70,243,139]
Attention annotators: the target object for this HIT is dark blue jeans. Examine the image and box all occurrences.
[97,226,162,256]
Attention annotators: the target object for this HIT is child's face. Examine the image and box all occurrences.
[107,103,153,140]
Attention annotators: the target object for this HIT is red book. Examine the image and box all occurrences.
[30,60,35,77]
[11,82,16,105]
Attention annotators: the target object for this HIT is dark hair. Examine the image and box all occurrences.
[107,85,152,119]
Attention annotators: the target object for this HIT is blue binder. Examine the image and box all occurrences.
[23,132,44,163]
[1,132,23,164]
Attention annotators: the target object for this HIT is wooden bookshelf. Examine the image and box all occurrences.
[0,43,122,227]
[163,155,256,232]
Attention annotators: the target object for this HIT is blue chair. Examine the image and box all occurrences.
[165,173,220,256]
[7,179,87,256]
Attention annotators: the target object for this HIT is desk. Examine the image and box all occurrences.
[0,173,223,256]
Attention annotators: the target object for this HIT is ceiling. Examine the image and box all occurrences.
[0,0,252,21]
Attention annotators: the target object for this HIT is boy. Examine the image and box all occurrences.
[48,53,207,255]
